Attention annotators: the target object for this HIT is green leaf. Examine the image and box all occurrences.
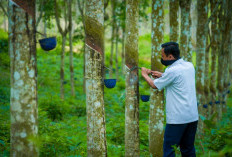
[0,139,5,146]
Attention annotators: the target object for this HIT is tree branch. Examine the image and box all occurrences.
[104,0,109,10]
[0,1,8,17]
[54,0,64,35]
[35,0,45,29]
[77,0,85,32]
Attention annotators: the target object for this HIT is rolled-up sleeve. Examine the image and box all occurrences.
[154,70,176,90]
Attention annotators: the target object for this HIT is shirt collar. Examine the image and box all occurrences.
[167,58,183,69]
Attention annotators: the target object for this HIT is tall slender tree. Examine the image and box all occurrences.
[217,0,226,120]
[228,1,232,98]
[54,0,71,100]
[8,0,39,156]
[209,0,219,117]
[68,0,75,97]
[85,0,107,156]
[204,32,210,118]
[179,0,192,61]
[121,0,126,73]
[169,0,179,42]
[115,25,119,80]
[149,1,165,156]
[222,0,232,113]
[77,0,86,93]
[110,0,116,78]
[196,0,208,133]
[125,0,140,156]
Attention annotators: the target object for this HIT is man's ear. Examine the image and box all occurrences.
[168,54,174,59]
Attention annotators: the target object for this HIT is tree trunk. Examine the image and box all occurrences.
[85,0,107,156]
[121,0,126,74]
[196,0,208,133]
[209,0,218,118]
[217,0,226,120]
[179,0,192,60]
[150,1,165,156]
[228,2,232,103]
[77,0,86,93]
[204,33,210,118]
[68,0,75,97]
[125,0,140,156]
[54,0,70,100]
[222,0,232,113]
[9,1,39,156]
[169,0,179,42]
[121,26,125,73]
[4,13,7,32]
[115,26,119,80]
[110,0,116,78]
[44,19,47,38]
[60,35,66,100]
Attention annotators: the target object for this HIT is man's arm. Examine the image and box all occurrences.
[141,67,157,89]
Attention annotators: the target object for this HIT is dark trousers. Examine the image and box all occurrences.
[163,120,198,157]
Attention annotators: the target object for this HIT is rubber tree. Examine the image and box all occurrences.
[77,0,86,93]
[196,0,208,133]
[179,0,192,61]
[169,0,179,42]
[54,0,71,100]
[119,0,126,73]
[204,32,210,118]
[217,0,227,120]
[228,1,232,102]
[221,0,232,113]
[8,0,39,156]
[110,0,116,78]
[209,0,219,117]
[85,0,107,156]
[149,1,165,156]
[0,0,8,32]
[68,0,75,97]
[115,25,119,80]
[124,0,140,156]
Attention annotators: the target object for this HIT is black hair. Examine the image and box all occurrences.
[161,42,180,59]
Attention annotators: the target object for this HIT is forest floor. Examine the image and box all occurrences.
[0,29,232,156]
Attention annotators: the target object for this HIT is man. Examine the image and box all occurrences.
[141,42,199,157]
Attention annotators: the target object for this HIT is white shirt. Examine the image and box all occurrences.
[154,58,199,124]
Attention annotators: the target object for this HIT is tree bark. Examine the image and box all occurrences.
[121,26,125,73]
[196,0,208,134]
[217,0,227,120]
[68,0,75,97]
[77,0,86,93]
[179,0,192,61]
[222,0,232,113]
[8,1,39,156]
[85,0,107,156]
[169,0,179,42]
[110,0,116,78]
[150,1,165,156]
[54,0,70,100]
[115,26,119,80]
[209,0,218,118]
[125,0,140,156]
[121,0,126,74]
[204,32,210,118]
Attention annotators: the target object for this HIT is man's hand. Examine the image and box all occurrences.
[141,67,151,77]
[141,67,157,89]
[151,71,163,78]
